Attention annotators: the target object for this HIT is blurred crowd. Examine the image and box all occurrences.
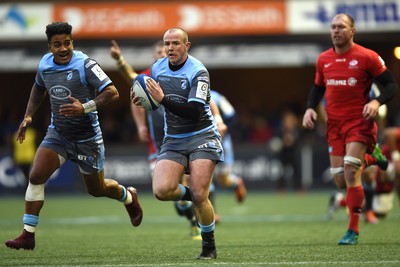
[0,102,314,150]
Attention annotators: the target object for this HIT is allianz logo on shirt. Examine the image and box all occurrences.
[326,77,357,86]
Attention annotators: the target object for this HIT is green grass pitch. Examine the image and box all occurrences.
[1,191,399,266]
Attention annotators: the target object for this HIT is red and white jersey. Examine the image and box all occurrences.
[315,43,387,120]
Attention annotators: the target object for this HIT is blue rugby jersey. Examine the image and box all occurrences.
[35,50,112,141]
[150,55,215,138]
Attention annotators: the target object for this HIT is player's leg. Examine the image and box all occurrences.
[189,159,217,259]
[327,155,346,219]
[78,138,142,227]
[174,174,201,240]
[361,167,378,224]
[152,159,187,201]
[338,142,367,245]
[82,170,143,227]
[384,127,400,204]
[218,135,246,202]
[5,147,60,250]
[364,143,388,171]
[208,182,220,223]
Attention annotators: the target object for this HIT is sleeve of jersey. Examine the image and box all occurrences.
[314,57,325,86]
[34,71,45,89]
[85,59,113,92]
[367,50,387,77]
[188,70,210,105]
[34,56,47,89]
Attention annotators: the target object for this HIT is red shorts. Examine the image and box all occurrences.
[326,117,377,156]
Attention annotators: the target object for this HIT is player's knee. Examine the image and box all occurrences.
[344,155,362,172]
[25,182,45,201]
[153,186,171,201]
[190,190,208,205]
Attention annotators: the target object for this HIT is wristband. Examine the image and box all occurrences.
[214,114,223,124]
[82,100,96,114]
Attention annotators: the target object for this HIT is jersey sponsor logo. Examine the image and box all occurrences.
[168,94,186,104]
[197,141,216,149]
[91,64,107,81]
[326,79,347,86]
[196,81,208,100]
[348,77,357,86]
[49,85,71,100]
[85,60,97,68]
[158,76,171,82]
[324,63,332,68]
[326,78,357,86]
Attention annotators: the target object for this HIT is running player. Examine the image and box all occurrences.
[110,39,202,240]
[302,14,398,245]
[210,90,246,203]
[5,22,143,250]
[132,28,222,259]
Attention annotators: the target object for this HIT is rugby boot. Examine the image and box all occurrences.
[5,230,35,250]
[125,187,143,227]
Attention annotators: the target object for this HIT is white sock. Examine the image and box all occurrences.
[24,224,36,233]
[124,190,132,205]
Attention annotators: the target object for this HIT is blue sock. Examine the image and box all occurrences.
[23,214,39,227]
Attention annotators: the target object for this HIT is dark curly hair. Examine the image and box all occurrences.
[45,22,72,43]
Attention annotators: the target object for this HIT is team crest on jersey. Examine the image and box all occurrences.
[349,59,358,68]
[49,85,71,100]
[180,80,187,90]
[66,71,73,81]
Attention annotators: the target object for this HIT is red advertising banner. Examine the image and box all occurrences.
[53,1,287,39]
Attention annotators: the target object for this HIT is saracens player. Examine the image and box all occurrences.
[302,13,398,245]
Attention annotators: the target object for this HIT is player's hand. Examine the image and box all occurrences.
[145,78,164,103]
[217,122,228,140]
[110,40,122,60]
[363,99,380,120]
[302,108,317,129]
[130,91,144,108]
[59,96,84,117]
[16,116,32,144]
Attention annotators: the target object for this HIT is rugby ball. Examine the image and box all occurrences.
[131,74,160,111]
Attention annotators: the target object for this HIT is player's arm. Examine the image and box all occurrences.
[217,94,236,127]
[373,70,398,105]
[302,84,326,129]
[131,101,149,143]
[210,99,227,139]
[17,83,47,143]
[110,40,138,85]
[145,76,203,119]
[60,84,119,116]
[363,70,398,120]
[161,98,203,119]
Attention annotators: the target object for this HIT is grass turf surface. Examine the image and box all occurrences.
[1,191,399,266]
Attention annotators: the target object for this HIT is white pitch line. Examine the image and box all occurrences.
[68,260,400,267]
